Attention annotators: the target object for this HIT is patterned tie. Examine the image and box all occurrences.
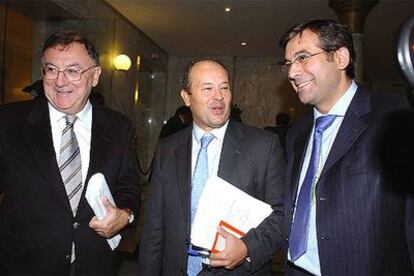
[59,115,83,263]
[188,133,214,276]
[289,115,336,261]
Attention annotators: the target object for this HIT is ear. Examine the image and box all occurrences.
[92,66,102,87]
[181,89,191,107]
[335,47,351,71]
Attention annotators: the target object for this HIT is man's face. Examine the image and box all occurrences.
[181,61,232,132]
[285,29,346,114]
[42,42,101,114]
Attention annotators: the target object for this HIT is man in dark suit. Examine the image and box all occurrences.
[0,30,140,275]
[279,19,414,274]
[137,59,285,275]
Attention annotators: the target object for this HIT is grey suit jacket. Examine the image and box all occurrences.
[138,119,285,275]
[283,86,414,274]
[0,97,140,275]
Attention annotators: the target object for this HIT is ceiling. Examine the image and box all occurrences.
[107,0,414,82]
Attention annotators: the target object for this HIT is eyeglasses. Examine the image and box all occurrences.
[280,51,326,73]
[41,64,99,82]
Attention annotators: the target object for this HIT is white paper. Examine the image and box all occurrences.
[85,173,121,250]
[190,176,273,252]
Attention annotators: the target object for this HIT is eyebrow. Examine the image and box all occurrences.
[43,62,82,68]
[284,50,311,62]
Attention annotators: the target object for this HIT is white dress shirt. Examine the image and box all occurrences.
[49,101,92,185]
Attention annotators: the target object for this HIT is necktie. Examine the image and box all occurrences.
[188,133,214,276]
[289,115,336,261]
[59,115,83,263]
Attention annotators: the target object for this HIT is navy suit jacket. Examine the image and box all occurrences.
[138,119,285,275]
[284,86,414,274]
[0,97,140,275]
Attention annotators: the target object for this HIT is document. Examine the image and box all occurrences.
[85,173,121,250]
[190,176,273,252]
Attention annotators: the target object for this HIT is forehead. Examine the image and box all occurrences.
[43,42,92,64]
[285,29,321,57]
[189,61,229,82]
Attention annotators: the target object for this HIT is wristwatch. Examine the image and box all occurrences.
[121,208,134,224]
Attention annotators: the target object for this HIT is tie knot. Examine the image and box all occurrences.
[200,133,214,149]
[315,115,336,133]
[65,115,77,127]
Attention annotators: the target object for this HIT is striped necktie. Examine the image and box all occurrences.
[59,115,83,263]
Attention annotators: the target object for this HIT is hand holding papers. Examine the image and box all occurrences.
[85,173,121,250]
[190,176,273,253]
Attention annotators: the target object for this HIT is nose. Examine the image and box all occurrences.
[288,62,302,81]
[213,88,223,100]
[55,71,69,87]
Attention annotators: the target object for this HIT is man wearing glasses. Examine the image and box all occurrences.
[280,19,413,275]
[0,30,140,275]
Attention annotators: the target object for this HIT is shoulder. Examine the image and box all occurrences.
[92,103,132,126]
[0,98,40,127]
[228,120,279,146]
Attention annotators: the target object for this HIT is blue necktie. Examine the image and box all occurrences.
[289,115,336,261]
[188,133,214,276]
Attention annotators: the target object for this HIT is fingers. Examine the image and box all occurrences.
[210,226,248,270]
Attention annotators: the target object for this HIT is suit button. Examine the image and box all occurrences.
[320,236,328,240]
[65,254,71,261]
[185,240,189,246]
[180,269,185,275]
[319,197,327,201]
[73,222,80,229]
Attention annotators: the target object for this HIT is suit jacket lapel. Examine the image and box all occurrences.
[77,105,111,215]
[175,129,192,233]
[291,125,311,204]
[320,87,370,178]
[218,120,242,187]
[26,98,73,215]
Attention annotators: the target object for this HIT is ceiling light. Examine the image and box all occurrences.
[241,42,247,46]
[225,7,231,12]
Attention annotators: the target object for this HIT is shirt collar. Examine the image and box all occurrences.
[193,119,230,145]
[314,80,357,119]
[48,100,92,126]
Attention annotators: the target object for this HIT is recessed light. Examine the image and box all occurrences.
[225,7,231,12]
[241,42,247,46]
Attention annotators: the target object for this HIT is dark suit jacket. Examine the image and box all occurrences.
[0,97,140,275]
[138,119,285,275]
[283,86,414,274]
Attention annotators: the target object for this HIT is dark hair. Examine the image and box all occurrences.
[181,58,229,91]
[42,30,99,65]
[279,19,356,79]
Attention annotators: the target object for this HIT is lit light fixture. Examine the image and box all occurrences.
[225,7,231,12]
[241,42,247,46]
[113,54,131,71]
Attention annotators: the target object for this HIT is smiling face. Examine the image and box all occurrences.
[42,42,101,115]
[285,29,351,114]
[180,60,232,132]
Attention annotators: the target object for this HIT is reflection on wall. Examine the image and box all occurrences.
[0,5,33,103]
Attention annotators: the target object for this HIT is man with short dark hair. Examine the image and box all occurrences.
[280,19,413,274]
[0,30,140,275]
[138,58,285,275]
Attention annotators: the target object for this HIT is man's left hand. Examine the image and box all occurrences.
[210,226,248,270]
[89,196,129,238]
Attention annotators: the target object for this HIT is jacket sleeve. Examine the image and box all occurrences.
[241,134,285,272]
[137,145,164,275]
